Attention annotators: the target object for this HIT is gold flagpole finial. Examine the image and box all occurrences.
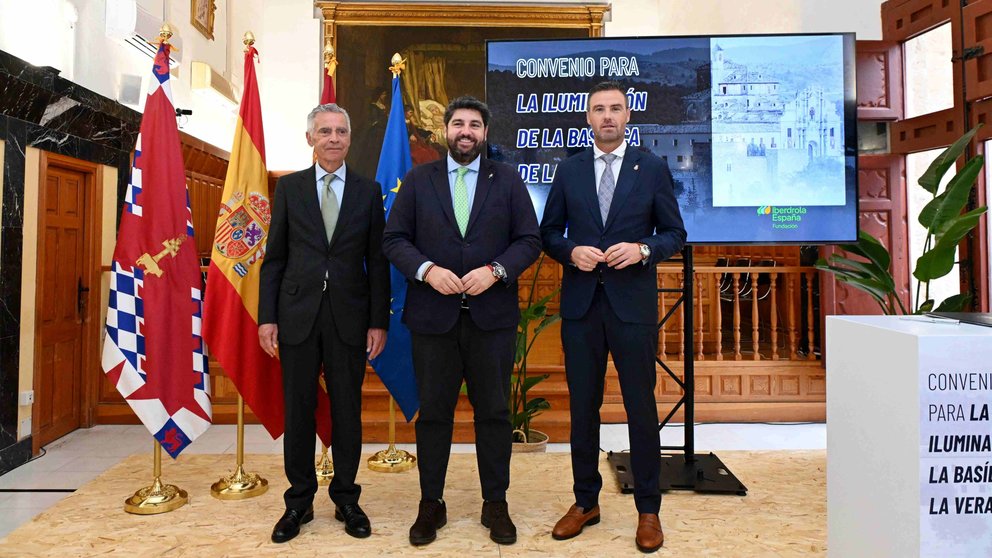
[388,52,406,77]
[150,23,177,48]
[243,30,255,52]
[323,40,337,77]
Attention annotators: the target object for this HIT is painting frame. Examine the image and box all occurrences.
[191,0,216,40]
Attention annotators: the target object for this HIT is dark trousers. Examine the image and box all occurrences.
[411,312,515,502]
[280,291,367,510]
[562,286,661,514]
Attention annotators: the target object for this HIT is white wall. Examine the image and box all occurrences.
[608,0,883,39]
[0,0,885,172]
[254,0,322,172]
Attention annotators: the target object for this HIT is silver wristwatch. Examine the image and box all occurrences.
[490,261,507,281]
[638,243,651,262]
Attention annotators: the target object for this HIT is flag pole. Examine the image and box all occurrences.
[207,30,270,501]
[314,38,337,483]
[124,439,188,514]
[367,53,417,474]
[316,443,335,484]
[116,22,192,515]
[315,374,334,484]
[211,395,269,499]
[368,396,416,472]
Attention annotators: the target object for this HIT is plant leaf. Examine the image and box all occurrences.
[828,255,894,290]
[533,313,562,337]
[915,208,987,281]
[524,397,550,414]
[514,333,526,364]
[918,299,934,313]
[918,191,947,229]
[520,374,548,394]
[929,155,984,233]
[826,272,892,306]
[835,231,891,274]
[934,293,972,312]
[918,124,982,194]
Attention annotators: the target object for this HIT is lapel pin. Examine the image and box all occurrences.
[634,164,639,171]
[488,172,494,179]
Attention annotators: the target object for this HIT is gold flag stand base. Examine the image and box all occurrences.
[368,442,416,473]
[211,464,269,500]
[316,445,334,485]
[368,395,416,473]
[124,441,187,515]
[211,395,269,500]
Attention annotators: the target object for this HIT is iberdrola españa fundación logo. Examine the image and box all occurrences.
[757,206,773,215]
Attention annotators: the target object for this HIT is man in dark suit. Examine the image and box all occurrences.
[383,96,541,547]
[541,82,686,553]
[258,103,389,543]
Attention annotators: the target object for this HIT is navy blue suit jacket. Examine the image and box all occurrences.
[383,158,542,334]
[541,147,686,324]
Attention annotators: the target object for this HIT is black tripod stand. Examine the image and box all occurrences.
[608,246,747,495]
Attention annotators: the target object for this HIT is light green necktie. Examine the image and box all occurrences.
[453,166,470,236]
[321,173,339,242]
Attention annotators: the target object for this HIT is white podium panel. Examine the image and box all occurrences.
[827,316,992,558]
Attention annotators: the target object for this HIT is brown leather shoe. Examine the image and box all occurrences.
[635,513,664,553]
[552,504,601,540]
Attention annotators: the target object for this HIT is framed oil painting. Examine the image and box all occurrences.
[316,1,607,178]
[191,0,216,40]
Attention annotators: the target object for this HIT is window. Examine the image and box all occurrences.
[904,22,953,119]
[652,139,658,146]
[673,138,679,147]
[907,149,959,306]
[677,155,683,162]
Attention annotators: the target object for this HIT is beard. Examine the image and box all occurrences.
[447,135,484,164]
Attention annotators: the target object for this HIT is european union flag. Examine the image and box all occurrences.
[370,76,419,421]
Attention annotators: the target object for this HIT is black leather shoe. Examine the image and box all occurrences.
[334,503,372,538]
[409,499,447,546]
[271,506,314,543]
[481,500,517,544]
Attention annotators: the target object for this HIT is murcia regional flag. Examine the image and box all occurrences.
[101,43,212,458]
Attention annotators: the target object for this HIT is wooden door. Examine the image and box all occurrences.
[35,166,87,446]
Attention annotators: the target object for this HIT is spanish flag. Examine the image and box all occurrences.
[203,45,331,444]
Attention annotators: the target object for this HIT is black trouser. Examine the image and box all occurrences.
[280,291,367,510]
[561,285,661,514]
[411,312,515,502]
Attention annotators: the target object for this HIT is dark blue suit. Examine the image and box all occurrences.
[541,146,685,514]
[383,156,541,502]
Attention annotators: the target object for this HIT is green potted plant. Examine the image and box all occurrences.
[816,124,988,314]
[510,253,561,452]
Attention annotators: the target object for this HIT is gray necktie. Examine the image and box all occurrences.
[598,153,618,224]
[321,173,339,242]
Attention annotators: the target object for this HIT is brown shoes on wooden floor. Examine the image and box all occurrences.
[551,504,601,540]
[635,513,665,553]
[552,505,664,553]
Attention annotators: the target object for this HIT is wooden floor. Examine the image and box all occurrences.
[0,450,825,557]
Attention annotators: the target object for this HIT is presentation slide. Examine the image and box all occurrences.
[486,34,858,244]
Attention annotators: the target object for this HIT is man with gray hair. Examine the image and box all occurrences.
[259,103,390,543]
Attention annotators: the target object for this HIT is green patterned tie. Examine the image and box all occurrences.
[453,166,470,236]
[321,173,339,243]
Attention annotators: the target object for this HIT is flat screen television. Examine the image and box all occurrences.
[485,33,858,244]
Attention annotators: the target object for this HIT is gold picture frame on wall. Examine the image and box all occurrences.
[191,0,216,40]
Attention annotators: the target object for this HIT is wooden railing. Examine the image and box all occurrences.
[656,264,820,363]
